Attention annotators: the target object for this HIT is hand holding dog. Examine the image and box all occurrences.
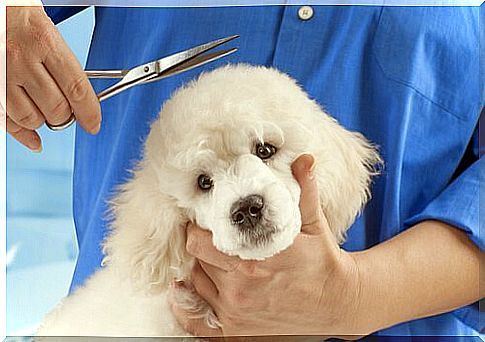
[171,152,482,338]
[170,154,364,337]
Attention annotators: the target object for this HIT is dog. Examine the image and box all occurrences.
[37,64,381,337]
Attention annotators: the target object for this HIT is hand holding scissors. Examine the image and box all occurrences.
[5,5,238,152]
[47,35,239,131]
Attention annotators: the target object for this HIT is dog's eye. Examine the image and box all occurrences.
[255,143,277,160]
[197,174,213,191]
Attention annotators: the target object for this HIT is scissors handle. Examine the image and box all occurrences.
[46,68,153,131]
[46,67,153,131]
[45,113,77,131]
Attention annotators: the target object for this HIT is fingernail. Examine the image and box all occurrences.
[29,136,42,153]
[90,121,101,134]
[301,154,316,179]
[31,146,43,153]
[308,155,316,173]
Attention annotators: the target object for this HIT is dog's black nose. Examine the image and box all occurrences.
[231,195,264,226]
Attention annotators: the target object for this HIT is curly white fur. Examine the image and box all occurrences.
[37,64,381,337]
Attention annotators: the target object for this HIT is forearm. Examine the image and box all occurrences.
[352,220,483,334]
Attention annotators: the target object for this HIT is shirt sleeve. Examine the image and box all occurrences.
[406,156,482,248]
[44,6,88,24]
[405,113,483,248]
[404,117,483,332]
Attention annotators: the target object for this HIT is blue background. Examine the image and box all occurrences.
[6,8,94,335]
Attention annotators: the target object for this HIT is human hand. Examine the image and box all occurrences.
[170,154,366,338]
[4,6,101,151]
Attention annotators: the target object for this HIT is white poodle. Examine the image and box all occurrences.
[37,64,380,337]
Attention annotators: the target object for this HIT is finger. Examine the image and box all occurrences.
[191,261,219,309]
[6,84,45,130]
[170,301,223,337]
[199,260,226,286]
[186,223,240,272]
[42,28,101,134]
[23,62,72,126]
[6,117,42,152]
[291,154,324,234]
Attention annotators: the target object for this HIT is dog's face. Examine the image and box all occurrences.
[157,122,302,260]
[148,67,313,259]
[142,64,379,260]
[106,65,380,289]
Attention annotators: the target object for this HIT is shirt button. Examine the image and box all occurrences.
[298,6,314,21]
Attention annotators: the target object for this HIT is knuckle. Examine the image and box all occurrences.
[16,112,40,129]
[29,18,57,52]
[65,76,89,103]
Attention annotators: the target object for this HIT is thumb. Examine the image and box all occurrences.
[291,154,325,235]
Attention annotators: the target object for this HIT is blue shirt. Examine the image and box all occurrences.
[47,5,483,336]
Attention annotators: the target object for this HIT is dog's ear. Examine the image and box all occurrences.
[102,160,190,293]
[313,116,382,244]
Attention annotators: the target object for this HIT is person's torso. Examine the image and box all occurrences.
[73,6,481,336]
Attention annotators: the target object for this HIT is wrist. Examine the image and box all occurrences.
[321,249,378,337]
[349,248,395,335]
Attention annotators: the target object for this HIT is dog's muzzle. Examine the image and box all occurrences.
[230,194,276,246]
[230,194,264,227]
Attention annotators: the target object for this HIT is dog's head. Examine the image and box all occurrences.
[104,65,381,291]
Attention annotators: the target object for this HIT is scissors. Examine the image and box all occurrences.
[47,35,239,131]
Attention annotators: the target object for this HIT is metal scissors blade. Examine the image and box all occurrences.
[47,35,239,131]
